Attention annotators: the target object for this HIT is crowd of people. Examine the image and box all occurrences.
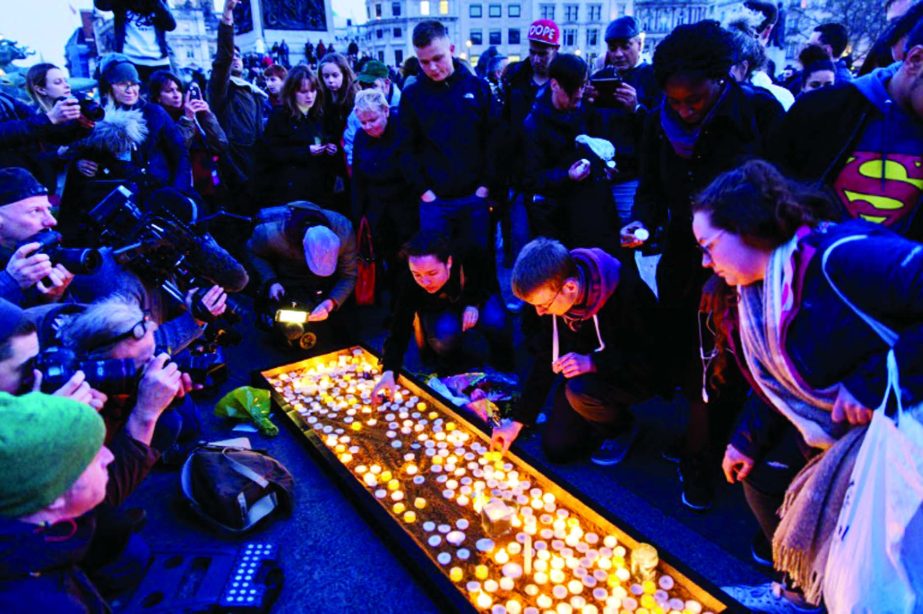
[1,0,922,610]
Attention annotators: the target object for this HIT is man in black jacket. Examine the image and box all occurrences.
[398,20,499,251]
[522,54,619,253]
[499,19,561,259]
[770,19,923,241]
[208,0,266,216]
[588,16,661,226]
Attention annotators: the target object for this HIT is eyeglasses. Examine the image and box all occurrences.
[697,229,726,260]
[535,285,562,312]
[112,81,140,90]
[90,311,152,351]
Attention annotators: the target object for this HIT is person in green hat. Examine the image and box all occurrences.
[0,391,136,609]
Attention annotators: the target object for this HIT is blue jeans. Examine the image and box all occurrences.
[420,194,491,250]
[610,179,639,227]
[419,294,512,369]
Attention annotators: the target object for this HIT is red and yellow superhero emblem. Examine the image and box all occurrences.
[833,152,923,226]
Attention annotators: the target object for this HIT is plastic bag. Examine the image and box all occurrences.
[214,386,279,437]
[823,408,923,613]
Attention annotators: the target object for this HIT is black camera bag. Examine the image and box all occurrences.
[180,445,294,533]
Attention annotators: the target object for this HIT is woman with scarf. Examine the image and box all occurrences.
[61,54,191,241]
[621,20,784,511]
[693,159,923,611]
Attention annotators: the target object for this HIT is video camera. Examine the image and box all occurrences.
[20,229,102,278]
[34,346,138,395]
[86,186,245,343]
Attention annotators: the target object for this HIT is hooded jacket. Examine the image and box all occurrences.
[513,248,657,425]
[397,59,499,199]
[770,64,923,241]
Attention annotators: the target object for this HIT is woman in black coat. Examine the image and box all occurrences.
[620,21,784,510]
[257,65,339,208]
[351,88,418,294]
[60,55,191,242]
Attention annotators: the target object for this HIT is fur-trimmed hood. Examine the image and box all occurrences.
[77,106,148,156]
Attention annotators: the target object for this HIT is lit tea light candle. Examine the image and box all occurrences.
[499,577,515,591]
[536,594,552,609]
[494,548,510,564]
[403,511,416,523]
[483,579,499,593]
[428,535,442,547]
[475,592,493,609]
[437,552,451,565]
[449,566,463,582]
[446,530,465,546]
[413,497,426,509]
[501,562,523,580]
[475,565,489,580]
[392,502,405,514]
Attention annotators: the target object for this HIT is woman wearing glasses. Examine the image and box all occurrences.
[62,54,190,239]
[491,237,657,465]
[693,159,923,611]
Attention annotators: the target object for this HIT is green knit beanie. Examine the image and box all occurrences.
[0,392,106,518]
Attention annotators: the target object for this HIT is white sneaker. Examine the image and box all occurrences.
[722,582,823,614]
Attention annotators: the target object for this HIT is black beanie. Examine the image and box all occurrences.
[0,168,47,208]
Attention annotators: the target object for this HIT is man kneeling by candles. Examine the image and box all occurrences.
[492,238,657,464]
[372,233,513,402]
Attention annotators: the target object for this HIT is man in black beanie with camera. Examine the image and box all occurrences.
[0,168,74,306]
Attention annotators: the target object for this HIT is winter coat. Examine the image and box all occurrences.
[590,61,661,180]
[246,201,357,308]
[207,22,266,189]
[521,87,619,250]
[68,102,191,191]
[257,107,335,207]
[0,430,158,612]
[93,0,175,61]
[381,248,493,374]
[397,59,499,199]
[500,60,545,189]
[634,81,783,304]
[513,249,658,425]
[0,92,89,182]
[722,220,923,458]
[769,65,923,242]
[352,113,414,226]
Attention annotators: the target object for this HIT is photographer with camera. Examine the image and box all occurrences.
[60,295,196,455]
[247,200,357,347]
[0,298,106,410]
[0,168,83,307]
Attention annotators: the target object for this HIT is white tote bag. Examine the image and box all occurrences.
[819,236,923,614]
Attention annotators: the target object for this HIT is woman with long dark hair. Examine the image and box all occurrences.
[257,65,338,207]
[148,70,228,205]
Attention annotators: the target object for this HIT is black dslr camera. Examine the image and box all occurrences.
[34,346,137,395]
[55,95,105,123]
[22,229,102,275]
